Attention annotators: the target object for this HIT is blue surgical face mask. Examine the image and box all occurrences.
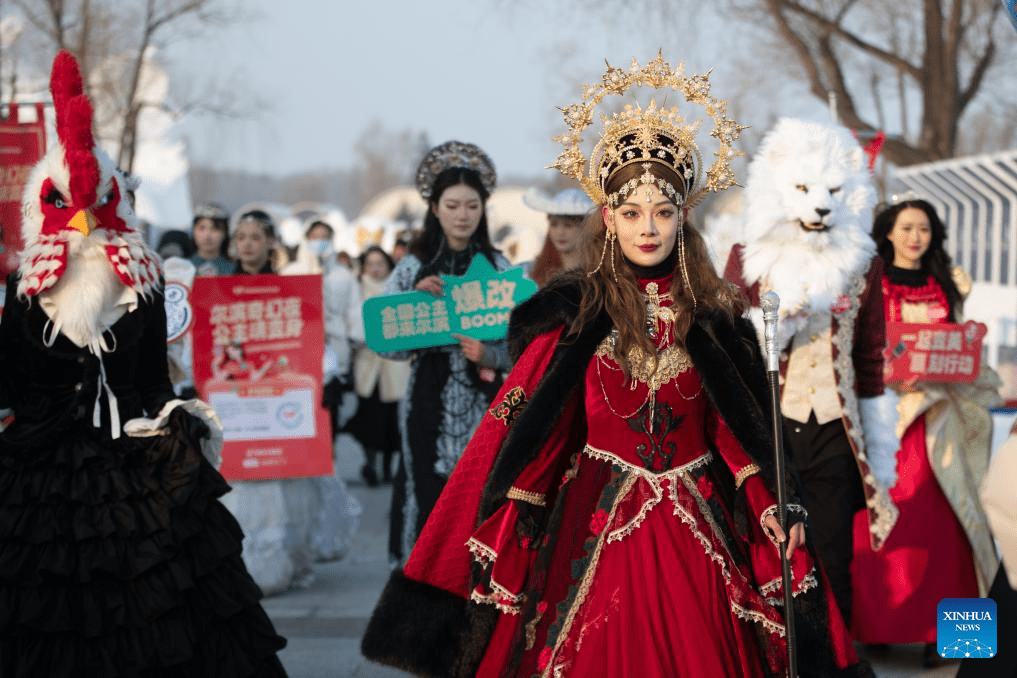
[307,238,333,258]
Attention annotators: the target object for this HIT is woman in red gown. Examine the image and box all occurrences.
[362,55,868,677]
[852,199,1002,666]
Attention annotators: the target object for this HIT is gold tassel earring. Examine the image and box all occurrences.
[608,230,618,282]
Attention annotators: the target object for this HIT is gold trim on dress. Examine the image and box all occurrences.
[507,487,547,507]
[470,589,523,615]
[467,538,528,615]
[583,444,713,543]
[583,444,711,476]
[540,445,805,675]
[675,471,794,637]
[540,473,636,678]
[734,463,760,489]
[732,601,787,638]
[524,605,545,650]
[830,274,899,550]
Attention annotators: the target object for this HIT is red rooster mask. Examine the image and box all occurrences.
[17,50,159,300]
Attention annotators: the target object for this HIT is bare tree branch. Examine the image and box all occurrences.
[959,29,995,110]
[11,0,64,48]
[947,0,965,57]
[148,0,206,34]
[832,0,860,24]
[777,0,922,79]
[870,70,885,131]
[116,0,155,172]
[8,0,246,174]
[817,34,870,130]
[764,0,829,98]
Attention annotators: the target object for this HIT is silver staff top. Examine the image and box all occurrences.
[760,291,781,373]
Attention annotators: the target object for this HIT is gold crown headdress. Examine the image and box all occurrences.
[552,52,746,209]
[415,140,497,200]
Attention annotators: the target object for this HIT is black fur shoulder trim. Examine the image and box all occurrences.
[361,570,470,677]
[507,273,585,362]
[481,307,611,522]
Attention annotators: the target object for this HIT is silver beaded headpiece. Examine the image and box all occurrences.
[415,140,497,200]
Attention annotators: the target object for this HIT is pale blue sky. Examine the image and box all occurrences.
[173,1,827,179]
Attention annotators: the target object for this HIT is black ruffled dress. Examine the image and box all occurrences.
[0,275,288,677]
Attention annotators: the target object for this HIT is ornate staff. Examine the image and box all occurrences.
[760,291,798,678]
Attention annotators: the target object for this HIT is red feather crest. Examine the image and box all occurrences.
[50,50,99,209]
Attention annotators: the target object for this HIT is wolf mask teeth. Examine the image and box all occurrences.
[799,220,831,233]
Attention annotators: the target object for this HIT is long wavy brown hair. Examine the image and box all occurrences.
[568,162,746,377]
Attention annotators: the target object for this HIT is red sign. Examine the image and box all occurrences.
[884,320,986,384]
[191,274,333,480]
[0,104,47,279]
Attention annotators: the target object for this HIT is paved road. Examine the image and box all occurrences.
[262,436,402,678]
[260,434,962,678]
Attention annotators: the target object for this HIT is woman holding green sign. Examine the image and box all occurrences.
[384,140,513,566]
[363,55,869,678]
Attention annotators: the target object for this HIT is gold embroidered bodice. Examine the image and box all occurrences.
[585,346,709,474]
[584,277,709,474]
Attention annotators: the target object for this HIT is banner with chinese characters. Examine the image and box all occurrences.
[191,274,333,480]
[363,255,537,352]
[0,103,47,281]
[884,320,986,384]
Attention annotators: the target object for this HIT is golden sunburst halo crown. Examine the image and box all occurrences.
[552,52,747,209]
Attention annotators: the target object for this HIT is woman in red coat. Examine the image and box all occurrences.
[362,54,870,678]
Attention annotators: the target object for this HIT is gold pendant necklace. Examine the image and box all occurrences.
[594,330,697,433]
[643,282,675,340]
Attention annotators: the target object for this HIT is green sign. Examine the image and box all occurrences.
[363,255,537,352]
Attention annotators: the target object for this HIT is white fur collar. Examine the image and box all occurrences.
[36,240,138,351]
[742,227,875,317]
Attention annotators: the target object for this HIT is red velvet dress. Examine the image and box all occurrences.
[464,276,835,677]
[850,269,978,643]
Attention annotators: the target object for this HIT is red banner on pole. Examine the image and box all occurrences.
[191,274,333,480]
[884,320,986,384]
[0,104,47,280]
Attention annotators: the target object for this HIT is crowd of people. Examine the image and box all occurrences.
[357,58,1015,678]
[0,48,1014,678]
[154,202,413,595]
[154,66,1016,677]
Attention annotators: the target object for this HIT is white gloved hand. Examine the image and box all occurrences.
[859,394,901,490]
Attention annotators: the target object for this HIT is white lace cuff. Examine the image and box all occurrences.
[123,398,224,469]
